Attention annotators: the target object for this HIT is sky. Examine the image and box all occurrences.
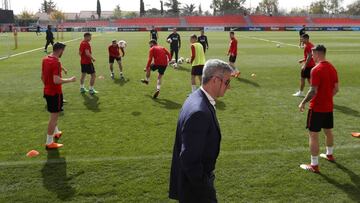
[6,0,356,14]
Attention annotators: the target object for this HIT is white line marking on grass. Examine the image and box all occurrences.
[1,144,359,167]
[0,37,82,61]
[240,36,299,48]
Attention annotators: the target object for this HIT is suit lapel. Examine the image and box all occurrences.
[199,90,221,136]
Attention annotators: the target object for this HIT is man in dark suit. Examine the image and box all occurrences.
[169,59,233,203]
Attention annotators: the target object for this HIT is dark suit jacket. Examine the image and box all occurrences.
[169,89,221,203]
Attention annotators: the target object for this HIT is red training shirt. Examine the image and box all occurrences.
[228,38,238,56]
[304,42,316,68]
[42,55,62,96]
[108,44,120,57]
[310,61,339,112]
[79,40,92,64]
[146,45,171,70]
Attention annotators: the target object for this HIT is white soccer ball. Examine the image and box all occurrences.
[276,44,281,48]
[180,57,185,61]
[185,58,190,64]
[178,58,183,64]
[167,38,172,44]
[172,63,178,68]
[118,40,127,48]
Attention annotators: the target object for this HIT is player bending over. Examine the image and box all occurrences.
[108,39,125,80]
[298,45,339,173]
[41,42,76,149]
[228,31,240,78]
[141,39,171,99]
[190,34,206,93]
[293,34,316,97]
[79,32,97,95]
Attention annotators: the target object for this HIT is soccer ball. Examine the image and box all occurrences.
[178,58,184,64]
[170,59,176,64]
[172,63,178,68]
[180,57,185,61]
[167,38,172,44]
[118,40,127,48]
[276,44,281,48]
[185,58,190,64]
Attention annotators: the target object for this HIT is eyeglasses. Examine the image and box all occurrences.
[214,76,231,87]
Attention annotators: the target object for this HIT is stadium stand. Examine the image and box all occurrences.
[113,17,180,27]
[249,15,309,26]
[57,15,360,28]
[185,16,247,27]
[312,17,360,26]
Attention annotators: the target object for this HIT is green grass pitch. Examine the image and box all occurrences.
[0,31,359,202]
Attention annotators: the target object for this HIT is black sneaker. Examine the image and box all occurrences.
[141,79,149,85]
[153,90,160,99]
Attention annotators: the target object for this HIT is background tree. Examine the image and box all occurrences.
[289,7,309,15]
[198,4,203,16]
[50,10,65,23]
[97,0,101,19]
[165,0,181,16]
[346,0,360,15]
[327,0,344,14]
[309,0,328,14]
[40,0,56,14]
[182,3,196,16]
[147,8,161,16]
[160,1,164,15]
[140,0,146,17]
[211,0,246,15]
[256,0,279,15]
[113,4,122,19]
[18,10,35,20]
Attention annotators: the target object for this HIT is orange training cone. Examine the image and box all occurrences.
[26,150,40,158]
[351,132,360,138]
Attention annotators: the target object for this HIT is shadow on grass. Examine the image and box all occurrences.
[237,78,260,88]
[147,95,182,110]
[131,111,142,116]
[114,78,130,86]
[176,66,191,73]
[82,94,100,112]
[334,104,360,118]
[319,162,360,201]
[41,149,75,201]
[216,100,226,111]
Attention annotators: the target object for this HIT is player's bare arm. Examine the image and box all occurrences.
[53,75,76,84]
[299,86,318,112]
[303,53,313,69]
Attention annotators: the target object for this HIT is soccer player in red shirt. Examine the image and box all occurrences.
[108,39,125,80]
[228,32,240,78]
[293,34,316,97]
[141,39,171,99]
[41,42,76,149]
[79,32,97,95]
[298,45,339,173]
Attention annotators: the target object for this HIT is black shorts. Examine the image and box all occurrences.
[81,63,96,74]
[229,55,237,63]
[301,66,314,79]
[150,64,167,75]
[192,65,204,76]
[306,110,334,132]
[109,56,121,64]
[44,94,63,113]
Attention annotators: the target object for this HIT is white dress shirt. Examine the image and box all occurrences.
[200,86,216,110]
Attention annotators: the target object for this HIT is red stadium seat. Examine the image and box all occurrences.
[312,17,360,26]
[185,16,247,27]
[114,17,180,27]
[249,15,308,26]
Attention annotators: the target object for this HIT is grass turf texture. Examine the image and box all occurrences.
[0,31,360,202]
